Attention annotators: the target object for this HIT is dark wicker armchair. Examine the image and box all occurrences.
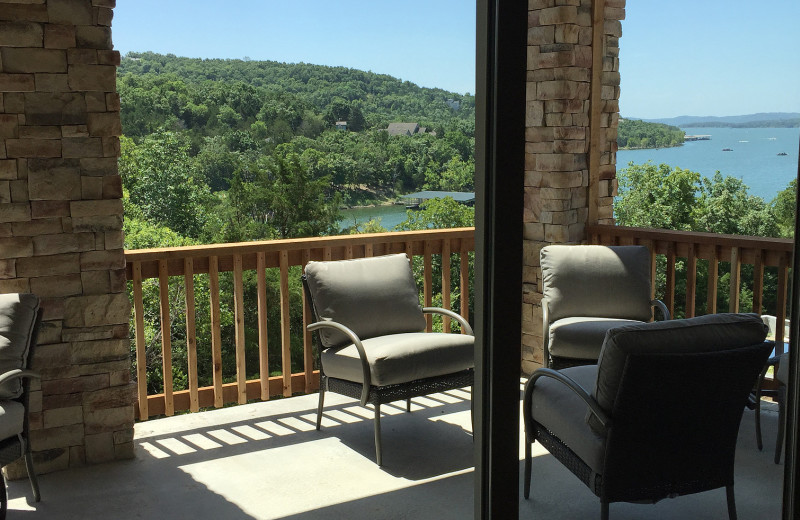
[523,313,772,520]
[303,254,474,466]
[0,294,43,518]
[540,245,670,369]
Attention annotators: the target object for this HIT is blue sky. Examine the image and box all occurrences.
[113,1,799,119]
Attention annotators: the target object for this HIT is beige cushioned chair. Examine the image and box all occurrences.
[303,254,474,465]
[540,245,669,368]
[523,313,771,520]
[0,293,42,518]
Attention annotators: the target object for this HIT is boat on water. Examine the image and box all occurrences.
[722,148,733,151]
[778,152,788,156]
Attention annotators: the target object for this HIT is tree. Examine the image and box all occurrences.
[119,131,209,237]
[771,178,796,238]
[614,162,699,230]
[396,197,475,231]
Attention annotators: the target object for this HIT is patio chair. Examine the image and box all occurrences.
[540,244,670,369]
[303,253,474,466]
[0,294,43,518]
[523,313,771,520]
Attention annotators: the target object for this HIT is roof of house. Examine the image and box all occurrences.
[400,191,476,203]
[386,122,420,136]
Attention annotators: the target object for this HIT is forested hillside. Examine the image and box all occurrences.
[118,52,476,248]
[617,118,685,149]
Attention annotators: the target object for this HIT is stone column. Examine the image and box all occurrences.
[521,0,624,374]
[0,0,133,475]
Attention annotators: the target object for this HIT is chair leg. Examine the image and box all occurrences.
[316,384,325,431]
[775,385,787,464]
[523,440,532,499]
[600,501,609,520]
[0,468,7,520]
[374,404,383,466]
[755,366,768,450]
[726,484,738,520]
[24,448,40,503]
[406,398,411,412]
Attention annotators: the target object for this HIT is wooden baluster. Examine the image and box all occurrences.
[753,249,764,316]
[729,246,741,313]
[365,243,373,257]
[256,252,269,401]
[685,242,697,318]
[209,255,223,408]
[707,246,719,314]
[647,241,657,303]
[776,254,789,355]
[132,262,148,420]
[279,251,293,397]
[424,241,433,332]
[460,243,470,333]
[441,239,452,333]
[184,258,199,413]
[158,259,174,416]
[233,254,247,405]
[665,243,676,318]
[302,249,315,393]
[345,244,353,259]
[324,246,332,261]
[405,241,414,264]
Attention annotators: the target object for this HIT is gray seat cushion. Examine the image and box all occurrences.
[541,245,653,322]
[594,313,768,428]
[0,293,39,399]
[305,254,426,349]
[549,317,644,360]
[529,365,605,474]
[776,352,789,385]
[0,399,25,441]
[321,332,474,386]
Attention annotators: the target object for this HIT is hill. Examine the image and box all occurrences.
[617,119,685,149]
[630,112,800,128]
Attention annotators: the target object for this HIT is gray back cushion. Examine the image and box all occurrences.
[594,313,768,416]
[540,245,653,322]
[0,293,40,399]
[304,254,426,348]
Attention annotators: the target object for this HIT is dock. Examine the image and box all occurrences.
[684,134,711,141]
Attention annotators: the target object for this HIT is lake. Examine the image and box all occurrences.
[338,204,411,231]
[338,127,800,230]
[617,127,800,200]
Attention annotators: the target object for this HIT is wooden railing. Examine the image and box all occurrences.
[588,224,793,352]
[126,228,475,420]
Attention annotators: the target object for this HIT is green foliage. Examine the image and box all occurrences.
[771,179,797,238]
[396,197,475,231]
[617,119,685,149]
[615,162,699,230]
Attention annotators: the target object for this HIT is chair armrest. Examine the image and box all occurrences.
[523,368,610,440]
[307,321,372,405]
[0,369,40,387]
[542,299,551,367]
[422,307,474,336]
[651,299,670,320]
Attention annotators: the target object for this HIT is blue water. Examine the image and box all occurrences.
[617,127,800,200]
[338,204,411,231]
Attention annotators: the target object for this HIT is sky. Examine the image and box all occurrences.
[112,1,800,119]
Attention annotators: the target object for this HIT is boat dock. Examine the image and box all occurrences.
[684,134,711,141]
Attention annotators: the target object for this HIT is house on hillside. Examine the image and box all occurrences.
[335,121,347,131]
[386,122,424,136]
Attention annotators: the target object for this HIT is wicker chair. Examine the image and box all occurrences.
[523,313,772,520]
[303,254,474,466]
[540,245,670,369]
[0,294,43,518]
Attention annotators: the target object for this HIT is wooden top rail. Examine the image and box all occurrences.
[125,228,476,280]
[587,224,793,266]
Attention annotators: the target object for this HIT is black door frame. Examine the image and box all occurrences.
[474,0,527,518]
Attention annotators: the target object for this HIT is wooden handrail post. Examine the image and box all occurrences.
[209,255,223,408]
[442,239,452,333]
[256,252,270,400]
[132,262,148,420]
[158,259,174,416]
[729,246,741,313]
[279,251,292,398]
[233,254,247,405]
[184,257,199,413]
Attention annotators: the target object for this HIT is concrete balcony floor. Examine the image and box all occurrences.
[7,382,784,519]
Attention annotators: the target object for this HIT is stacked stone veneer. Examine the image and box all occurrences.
[0,0,133,476]
[521,0,624,373]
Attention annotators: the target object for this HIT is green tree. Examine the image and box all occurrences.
[772,178,797,238]
[120,131,209,237]
[614,162,699,230]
